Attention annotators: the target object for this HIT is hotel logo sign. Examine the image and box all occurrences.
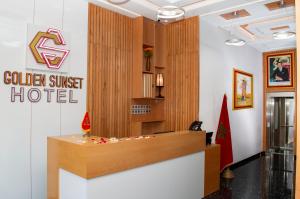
[1,25,84,104]
[29,28,70,69]
[26,25,70,72]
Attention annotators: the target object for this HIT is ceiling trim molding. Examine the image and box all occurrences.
[199,0,270,17]
[221,12,295,29]
[184,0,225,11]
[144,0,226,10]
[271,25,290,31]
[145,0,207,7]
[240,24,256,40]
[241,15,294,28]
[238,16,294,41]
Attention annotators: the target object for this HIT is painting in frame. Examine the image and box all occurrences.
[233,69,253,110]
[265,49,295,89]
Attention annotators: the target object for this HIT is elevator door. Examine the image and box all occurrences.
[266,93,295,172]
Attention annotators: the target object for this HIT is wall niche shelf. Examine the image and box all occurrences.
[131,97,165,123]
[131,16,166,136]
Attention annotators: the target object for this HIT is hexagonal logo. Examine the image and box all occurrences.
[29,28,70,70]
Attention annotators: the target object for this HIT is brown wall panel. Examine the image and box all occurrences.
[88,4,133,138]
[164,17,199,131]
[88,5,199,137]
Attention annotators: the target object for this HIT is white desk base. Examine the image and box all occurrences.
[59,152,204,199]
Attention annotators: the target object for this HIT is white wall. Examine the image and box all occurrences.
[0,0,88,199]
[200,19,263,163]
[60,152,205,199]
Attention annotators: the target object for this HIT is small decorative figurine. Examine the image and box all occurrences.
[81,112,91,137]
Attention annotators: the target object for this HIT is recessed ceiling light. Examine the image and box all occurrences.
[107,0,130,5]
[273,31,296,40]
[225,38,246,46]
[157,6,185,20]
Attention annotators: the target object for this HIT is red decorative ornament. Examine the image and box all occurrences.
[81,112,91,133]
[100,138,107,143]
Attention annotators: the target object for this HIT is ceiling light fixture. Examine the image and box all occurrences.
[279,0,285,8]
[157,6,185,21]
[225,28,246,47]
[232,11,240,18]
[225,38,246,46]
[107,0,130,5]
[273,31,296,40]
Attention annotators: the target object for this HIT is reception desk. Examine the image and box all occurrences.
[47,131,206,199]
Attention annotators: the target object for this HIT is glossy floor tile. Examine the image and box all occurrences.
[204,156,295,199]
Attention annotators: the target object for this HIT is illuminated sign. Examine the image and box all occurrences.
[29,28,70,69]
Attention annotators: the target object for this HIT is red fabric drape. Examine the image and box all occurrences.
[215,94,233,172]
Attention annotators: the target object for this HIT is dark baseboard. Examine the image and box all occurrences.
[230,151,265,170]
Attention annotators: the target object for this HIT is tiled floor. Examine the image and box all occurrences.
[204,155,295,199]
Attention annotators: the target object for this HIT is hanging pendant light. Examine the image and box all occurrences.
[224,29,246,47]
[224,11,246,47]
[157,6,185,21]
[107,0,130,5]
[225,38,246,46]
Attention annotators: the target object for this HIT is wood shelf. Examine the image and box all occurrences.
[142,71,154,74]
[131,114,164,123]
[132,97,164,100]
[142,119,165,123]
[132,118,165,123]
[143,44,154,49]
[131,96,165,123]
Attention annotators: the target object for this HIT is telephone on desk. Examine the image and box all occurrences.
[189,121,213,145]
[189,121,203,131]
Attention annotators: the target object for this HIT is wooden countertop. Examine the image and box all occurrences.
[48,131,206,199]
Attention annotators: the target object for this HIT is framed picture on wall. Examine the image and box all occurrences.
[233,69,253,110]
[265,49,295,88]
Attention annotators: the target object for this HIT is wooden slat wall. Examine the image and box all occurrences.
[88,4,133,138]
[88,5,199,137]
[164,17,199,131]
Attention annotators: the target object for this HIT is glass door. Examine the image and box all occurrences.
[266,92,295,172]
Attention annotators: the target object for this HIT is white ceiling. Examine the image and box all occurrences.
[90,0,296,52]
[147,0,207,7]
[200,0,296,52]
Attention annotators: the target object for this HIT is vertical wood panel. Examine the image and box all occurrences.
[165,17,199,131]
[88,7,199,137]
[88,4,133,138]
